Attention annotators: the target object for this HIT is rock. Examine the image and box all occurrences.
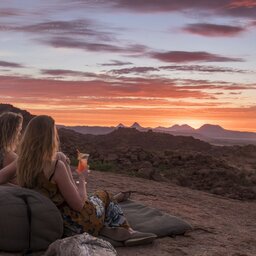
[138,151,148,161]
[118,158,132,166]
[129,154,138,162]
[137,167,154,179]
[106,153,119,161]
[139,161,153,169]
[151,171,165,182]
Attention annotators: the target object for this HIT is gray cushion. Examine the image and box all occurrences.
[120,200,192,237]
[0,186,63,252]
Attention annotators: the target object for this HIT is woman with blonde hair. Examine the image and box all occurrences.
[15,115,156,245]
[0,112,23,183]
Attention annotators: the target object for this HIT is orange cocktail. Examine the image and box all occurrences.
[77,150,90,173]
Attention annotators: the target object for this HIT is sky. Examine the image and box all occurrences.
[0,0,256,131]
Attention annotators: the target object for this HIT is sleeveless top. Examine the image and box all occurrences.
[34,160,65,207]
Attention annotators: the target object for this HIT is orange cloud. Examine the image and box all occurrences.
[13,105,256,132]
[1,75,255,131]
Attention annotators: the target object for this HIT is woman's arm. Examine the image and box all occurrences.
[53,160,87,212]
[0,160,17,184]
[4,151,17,166]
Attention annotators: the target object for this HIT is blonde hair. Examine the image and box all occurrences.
[0,112,23,152]
[17,115,59,188]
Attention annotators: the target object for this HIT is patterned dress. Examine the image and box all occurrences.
[33,161,129,237]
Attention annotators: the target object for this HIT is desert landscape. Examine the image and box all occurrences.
[0,104,256,255]
[1,1,256,255]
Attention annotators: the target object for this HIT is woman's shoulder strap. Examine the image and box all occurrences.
[49,159,58,181]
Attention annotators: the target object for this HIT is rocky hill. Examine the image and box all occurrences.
[1,104,256,200]
[59,127,256,200]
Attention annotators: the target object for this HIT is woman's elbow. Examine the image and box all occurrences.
[73,203,83,212]
[69,199,85,212]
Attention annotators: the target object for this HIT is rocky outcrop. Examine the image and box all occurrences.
[1,104,256,200]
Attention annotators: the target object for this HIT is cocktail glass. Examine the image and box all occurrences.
[77,150,90,173]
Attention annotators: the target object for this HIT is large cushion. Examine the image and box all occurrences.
[120,200,192,237]
[0,186,63,252]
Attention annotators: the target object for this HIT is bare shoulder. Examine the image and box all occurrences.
[53,160,69,180]
[43,160,65,181]
[55,159,67,172]
[56,152,67,161]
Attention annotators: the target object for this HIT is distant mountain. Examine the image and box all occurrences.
[57,125,116,135]
[197,124,256,140]
[116,123,125,128]
[171,124,195,132]
[130,122,142,129]
[1,103,256,145]
[55,122,256,145]
[157,124,195,133]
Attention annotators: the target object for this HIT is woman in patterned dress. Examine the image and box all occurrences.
[14,115,156,245]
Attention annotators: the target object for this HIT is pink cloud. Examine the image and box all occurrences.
[160,65,247,73]
[0,8,21,17]
[41,69,98,77]
[0,75,254,105]
[100,60,133,66]
[110,66,159,75]
[15,20,114,41]
[150,51,243,63]
[0,75,213,100]
[182,23,245,37]
[0,60,24,68]
[106,0,256,17]
[40,36,148,54]
[229,0,256,8]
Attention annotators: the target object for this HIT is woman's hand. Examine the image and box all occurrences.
[77,166,89,182]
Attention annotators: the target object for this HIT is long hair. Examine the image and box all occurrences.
[0,112,23,152]
[17,115,59,188]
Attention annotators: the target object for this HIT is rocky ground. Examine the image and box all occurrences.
[0,170,255,256]
[87,170,256,256]
[59,128,256,201]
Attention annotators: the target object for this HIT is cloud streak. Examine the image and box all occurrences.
[159,65,247,73]
[39,36,148,54]
[150,51,243,63]
[0,60,24,68]
[107,0,256,18]
[100,60,133,66]
[182,23,245,37]
[15,19,114,41]
[0,8,21,17]
[110,66,159,75]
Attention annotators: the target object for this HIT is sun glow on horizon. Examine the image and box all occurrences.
[0,1,255,133]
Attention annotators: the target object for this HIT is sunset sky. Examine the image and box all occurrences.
[0,0,256,131]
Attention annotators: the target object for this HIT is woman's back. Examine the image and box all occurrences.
[34,160,65,207]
